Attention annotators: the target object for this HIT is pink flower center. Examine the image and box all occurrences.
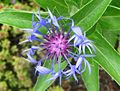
[44,33,69,57]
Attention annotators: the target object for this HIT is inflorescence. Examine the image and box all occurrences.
[20,9,96,84]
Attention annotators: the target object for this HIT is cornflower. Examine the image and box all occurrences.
[20,9,95,84]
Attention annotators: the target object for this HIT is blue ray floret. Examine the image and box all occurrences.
[20,9,96,84]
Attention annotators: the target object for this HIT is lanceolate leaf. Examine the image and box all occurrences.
[0,11,32,28]
[98,6,120,31]
[0,11,47,28]
[65,0,93,16]
[72,0,112,32]
[34,0,69,16]
[82,61,99,91]
[97,6,120,46]
[89,31,120,85]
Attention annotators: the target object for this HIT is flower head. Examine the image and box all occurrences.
[20,9,96,84]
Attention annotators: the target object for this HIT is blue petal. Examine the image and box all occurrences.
[84,59,91,74]
[35,65,51,74]
[26,53,37,63]
[87,43,96,53]
[74,36,79,46]
[48,70,63,81]
[19,40,29,44]
[71,26,82,36]
[57,16,64,20]
[75,56,83,68]
[79,45,82,53]
[29,46,39,55]
[69,18,74,27]
[82,45,86,54]
[74,37,82,46]
[68,35,75,42]
[48,9,60,28]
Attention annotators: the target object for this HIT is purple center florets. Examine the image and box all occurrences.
[44,32,69,57]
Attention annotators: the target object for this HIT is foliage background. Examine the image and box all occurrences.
[0,0,37,91]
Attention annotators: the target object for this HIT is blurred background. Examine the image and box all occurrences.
[0,0,120,91]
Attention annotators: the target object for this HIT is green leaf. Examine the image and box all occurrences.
[99,16,120,31]
[0,11,48,28]
[0,11,32,28]
[78,0,93,8]
[34,61,67,91]
[82,61,99,91]
[111,0,120,8]
[101,30,118,46]
[72,0,112,31]
[65,0,92,16]
[89,31,120,85]
[103,6,120,16]
[98,6,120,31]
[34,0,69,16]
[97,6,120,46]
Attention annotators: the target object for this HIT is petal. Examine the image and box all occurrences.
[74,36,79,47]
[82,45,86,54]
[68,35,75,42]
[70,18,74,26]
[88,43,96,53]
[76,56,83,68]
[76,69,81,75]
[57,16,64,20]
[53,16,60,28]
[20,28,33,33]
[79,45,82,54]
[19,40,29,44]
[27,53,37,63]
[34,8,43,22]
[21,49,30,54]
[48,9,60,28]
[73,74,78,82]
[63,70,71,74]
[76,38,83,46]
[48,70,62,80]
[36,65,51,74]
[48,8,54,21]
[71,26,82,36]
[86,45,92,54]
[81,59,87,73]
[84,54,95,58]
[84,59,91,74]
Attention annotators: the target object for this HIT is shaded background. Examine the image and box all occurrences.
[0,0,120,91]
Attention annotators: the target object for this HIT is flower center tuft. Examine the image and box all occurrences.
[44,33,69,57]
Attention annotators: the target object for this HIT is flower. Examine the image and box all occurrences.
[20,9,96,84]
[69,26,96,54]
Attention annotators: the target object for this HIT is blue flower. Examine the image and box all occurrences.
[48,69,63,85]
[64,65,81,82]
[75,54,95,74]
[20,9,96,84]
[69,26,96,54]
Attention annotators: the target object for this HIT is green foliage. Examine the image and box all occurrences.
[89,31,120,85]
[0,81,8,91]
[0,11,32,28]
[48,86,64,91]
[0,1,38,91]
[82,60,99,91]
[0,25,33,91]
